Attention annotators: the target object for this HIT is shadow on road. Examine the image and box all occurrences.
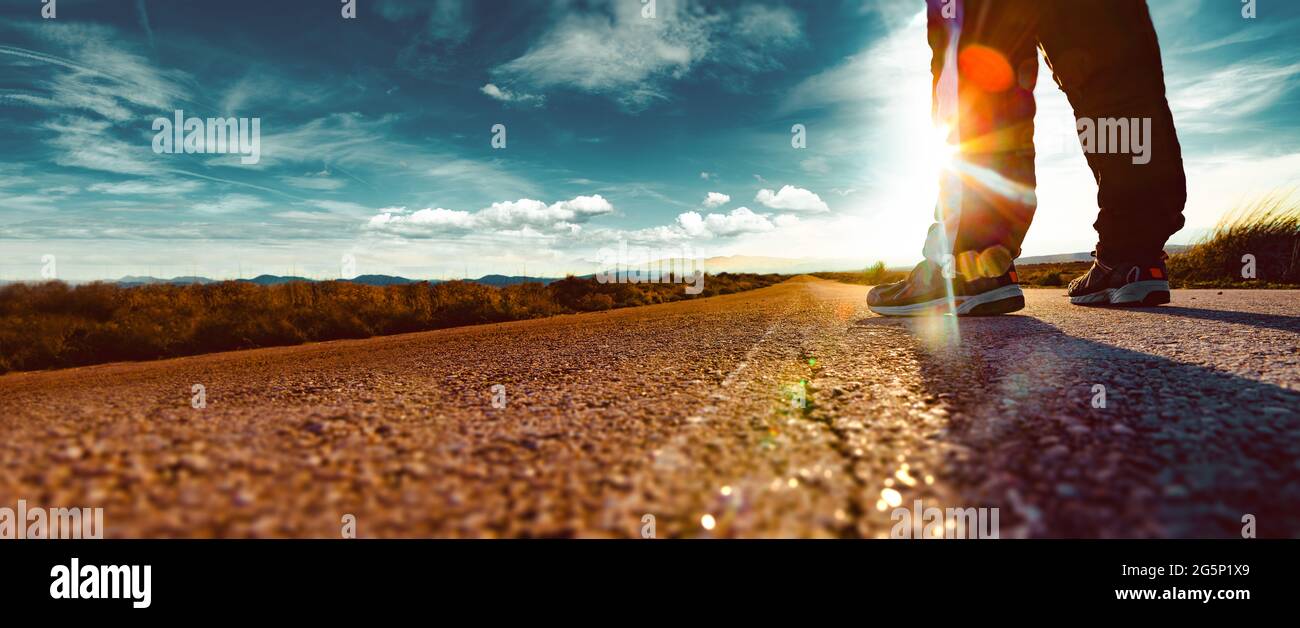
[1132,305,1300,334]
[854,315,1300,538]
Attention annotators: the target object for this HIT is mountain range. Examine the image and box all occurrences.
[0,250,1190,286]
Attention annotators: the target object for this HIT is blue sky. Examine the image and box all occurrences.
[1,0,1298,280]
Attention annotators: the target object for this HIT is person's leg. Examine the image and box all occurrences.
[867,0,1036,316]
[1037,0,1187,263]
[924,0,1041,280]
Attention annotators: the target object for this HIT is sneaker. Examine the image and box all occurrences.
[867,260,1025,317]
[1066,253,1171,306]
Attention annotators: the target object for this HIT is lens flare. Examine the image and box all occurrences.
[958,45,1014,92]
[931,124,959,168]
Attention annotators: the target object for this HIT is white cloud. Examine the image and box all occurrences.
[676,207,775,237]
[703,192,730,208]
[480,83,544,107]
[369,207,474,232]
[755,185,830,213]
[477,195,614,230]
[365,195,614,237]
[366,193,793,247]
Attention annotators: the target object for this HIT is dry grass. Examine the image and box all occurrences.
[0,273,785,374]
[1015,262,1093,287]
[810,261,908,286]
[1167,193,1300,287]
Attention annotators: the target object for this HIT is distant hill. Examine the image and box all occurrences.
[1017,246,1189,266]
[1016,253,1095,265]
[240,274,313,286]
[117,275,217,286]
[347,275,423,286]
[701,255,866,274]
[6,247,1195,288]
[472,274,561,287]
[600,255,866,277]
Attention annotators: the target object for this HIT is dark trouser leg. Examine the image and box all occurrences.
[925,0,1040,279]
[1037,0,1186,263]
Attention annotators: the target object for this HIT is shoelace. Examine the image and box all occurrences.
[1089,251,1114,273]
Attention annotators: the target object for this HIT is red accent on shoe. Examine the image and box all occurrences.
[1150,268,1164,279]
[1008,271,1019,284]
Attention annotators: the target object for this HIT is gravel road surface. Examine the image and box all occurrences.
[2,278,1297,538]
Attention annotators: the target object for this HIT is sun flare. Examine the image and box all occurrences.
[929,123,959,168]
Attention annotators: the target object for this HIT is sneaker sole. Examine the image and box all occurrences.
[1069,280,1171,307]
[869,284,1025,317]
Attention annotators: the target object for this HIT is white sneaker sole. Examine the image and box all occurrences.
[1069,280,1171,306]
[869,284,1025,317]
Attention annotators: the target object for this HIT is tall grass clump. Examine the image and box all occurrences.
[1168,193,1300,287]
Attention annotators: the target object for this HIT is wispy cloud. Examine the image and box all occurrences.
[1167,58,1300,132]
[491,0,803,110]
[480,83,545,107]
[88,179,203,195]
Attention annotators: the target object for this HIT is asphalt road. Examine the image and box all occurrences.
[1,278,1297,538]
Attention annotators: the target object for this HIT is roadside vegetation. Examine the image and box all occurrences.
[1166,194,1300,288]
[0,273,784,374]
[811,261,907,286]
[819,197,1300,290]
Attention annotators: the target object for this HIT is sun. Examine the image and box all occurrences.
[928,123,959,168]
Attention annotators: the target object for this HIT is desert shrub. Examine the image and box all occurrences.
[1035,273,1063,287]
[576,293,615,311]
[811,262,907,286]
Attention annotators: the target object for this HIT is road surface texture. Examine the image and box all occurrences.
[1,278,1297,538]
